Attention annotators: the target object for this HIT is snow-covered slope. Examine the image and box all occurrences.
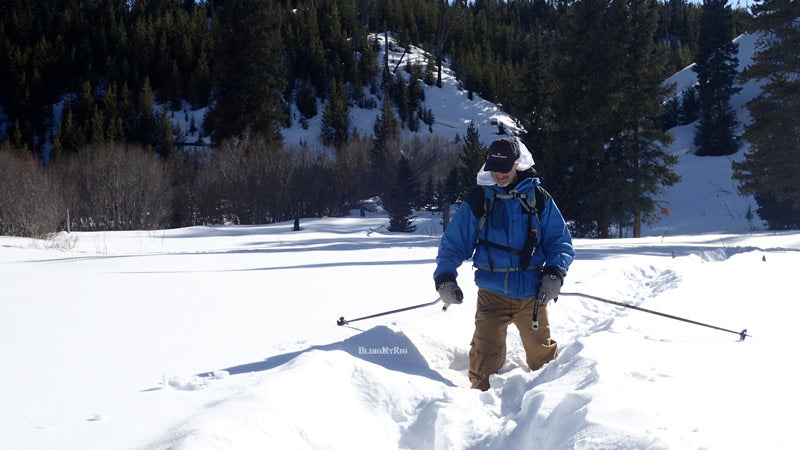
[168,34,520,153]
[176,32,765,237]
[281,34,522,151]
[645,33,765,236]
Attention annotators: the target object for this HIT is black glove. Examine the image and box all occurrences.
[537,266,564,305]
[435,273,463,308]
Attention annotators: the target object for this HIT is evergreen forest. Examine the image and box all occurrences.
[2,0,796,238]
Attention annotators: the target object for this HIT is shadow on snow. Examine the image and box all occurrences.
[198,325,455,387]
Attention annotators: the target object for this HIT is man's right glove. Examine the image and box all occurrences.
[435,273,463,308]
[537,266,564,305]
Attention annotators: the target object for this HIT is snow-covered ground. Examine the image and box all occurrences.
[3,32,797,449]
[2,211,799,449]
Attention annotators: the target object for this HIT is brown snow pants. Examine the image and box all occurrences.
[468,289,558,391]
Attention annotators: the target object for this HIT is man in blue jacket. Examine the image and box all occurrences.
[434,138,574,391]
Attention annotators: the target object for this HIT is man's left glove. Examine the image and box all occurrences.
[537,266,564,305]
[435,273,463,308]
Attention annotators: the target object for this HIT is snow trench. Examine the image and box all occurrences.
[148,262,680,450]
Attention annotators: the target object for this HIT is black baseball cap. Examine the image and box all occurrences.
[484,138,520,173]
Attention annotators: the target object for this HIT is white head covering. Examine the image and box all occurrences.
[476,137,535,186]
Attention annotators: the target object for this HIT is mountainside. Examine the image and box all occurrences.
[282,34,522,150]
[644,33,764,236]
[32,31,767,238]
[279,32,766,238]
[166,34,522,153]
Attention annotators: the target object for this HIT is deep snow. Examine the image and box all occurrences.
[2,32,798,449]
[2,214,799,449]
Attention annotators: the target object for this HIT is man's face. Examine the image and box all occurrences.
[491,164,519,187]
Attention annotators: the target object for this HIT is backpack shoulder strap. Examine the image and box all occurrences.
[530,185,550,222]
[465,185,490,219]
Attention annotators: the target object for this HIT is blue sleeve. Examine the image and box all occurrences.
[540,197,574,276]
[434,202,479,281]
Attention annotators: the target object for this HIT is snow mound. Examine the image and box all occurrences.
[149,349,491,449]
[204,325,454,386]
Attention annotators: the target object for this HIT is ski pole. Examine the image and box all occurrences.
[337,297,442,326]
[560,292,751,341]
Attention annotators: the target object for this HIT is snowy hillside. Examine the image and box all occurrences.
[171,32,766,237]
[644,33,765,236]
[286,32,768,238]
[281,34,522,150]
[168,34,521,153]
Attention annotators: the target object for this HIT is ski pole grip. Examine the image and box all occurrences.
[532,298,540,330]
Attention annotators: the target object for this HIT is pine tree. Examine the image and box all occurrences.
[732,0,800,229]
[458,120,486,197]
[293,5,327,95]
[295,78,318,120]
[546,0,628,237]
[89,105,105,150]
[385,156,417,232]
[407,63,424,109]
[658,0,702,73]
[321,79,350,149]
[157,108,174,158]
[679,85,699,124]
[137,77,156,145]
[204,0,286,144]
[692,0,741,156]
[356,35,379,88]
[518,18,556,159]
[422,176,436,211]
[10,119,28,154]
[74,79,96,132]
[392,74,411,126]
[611,0,680,237]
[102,83,123,143]
[372,97,399,167]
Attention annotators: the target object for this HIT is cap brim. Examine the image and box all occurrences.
[484,160,515,173]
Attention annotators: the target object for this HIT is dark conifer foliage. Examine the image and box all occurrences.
[1,0,733,158]
[204,0,286,145]
[458,121,486,198]
[372,97,400,167]
[535,0,680,238]
[543,0,630,237]
[321,79,350,148]
[733,0,800,229]
[692,0,741,156]
[610,0,680,237]
[0,0,213,157]
[385,155,418,232]
[2,0,772,237]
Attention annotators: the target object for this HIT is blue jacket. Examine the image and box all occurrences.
[434,175,574,299]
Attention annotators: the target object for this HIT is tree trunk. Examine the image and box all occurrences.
[434,0,451,89]
[441,204,451,232]
[633,121,642,238]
